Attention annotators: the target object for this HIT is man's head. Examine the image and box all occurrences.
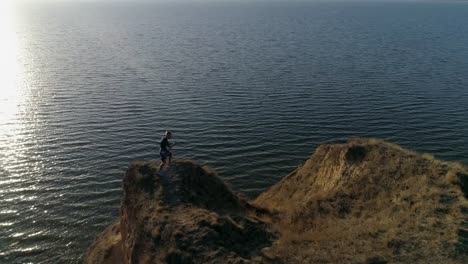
[165,130,172,139]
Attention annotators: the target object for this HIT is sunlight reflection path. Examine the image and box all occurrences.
[0,2,36,183]
[0,1,21,138]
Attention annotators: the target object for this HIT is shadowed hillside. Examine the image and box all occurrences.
[86,139,468,264]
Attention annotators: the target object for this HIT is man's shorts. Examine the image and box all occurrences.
[160,150,172,162]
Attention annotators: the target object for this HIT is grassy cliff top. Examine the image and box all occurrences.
[86,139,468,264]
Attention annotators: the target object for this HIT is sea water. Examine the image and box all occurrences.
[1,1,467,263]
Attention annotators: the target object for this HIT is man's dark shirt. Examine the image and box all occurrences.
[160,138,170,153]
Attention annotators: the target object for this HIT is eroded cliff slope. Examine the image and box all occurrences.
[86,160,276,264]
[86,139,468,264]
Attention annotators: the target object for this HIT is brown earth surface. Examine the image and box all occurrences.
[85,139,468,264]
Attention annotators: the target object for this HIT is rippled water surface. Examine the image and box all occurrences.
[1,1,468,263]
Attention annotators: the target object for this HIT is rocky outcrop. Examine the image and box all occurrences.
[86,139,468,264]
[85,160,276,264]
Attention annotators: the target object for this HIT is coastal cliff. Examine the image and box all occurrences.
[85,139,468,263]
[85,160,275,264]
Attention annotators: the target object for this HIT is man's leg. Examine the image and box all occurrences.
[158,160,166,172]
[158,152,167,172]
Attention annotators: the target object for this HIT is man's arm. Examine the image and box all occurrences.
[169,141,176,149]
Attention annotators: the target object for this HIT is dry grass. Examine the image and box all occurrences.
[85,222,123,264]
[87,139,468,264]
[255,139,468,263]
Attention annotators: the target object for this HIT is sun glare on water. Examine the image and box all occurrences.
[0,0,22,137]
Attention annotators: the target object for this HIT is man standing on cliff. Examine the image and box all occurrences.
[158,130,175,172]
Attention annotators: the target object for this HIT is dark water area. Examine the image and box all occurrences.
[1,1,468,263]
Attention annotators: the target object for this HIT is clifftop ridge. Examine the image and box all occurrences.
[86,139,468,264]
